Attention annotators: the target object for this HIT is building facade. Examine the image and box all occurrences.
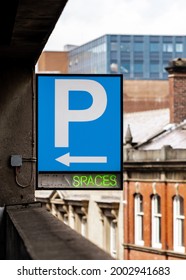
[37,51,68,73]
[123,58,186,259]
[68,34,186,80]
[35,189,124,259]
[124,147,186,260]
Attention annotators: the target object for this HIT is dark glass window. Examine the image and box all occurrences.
[150,43,160,52]
[110,51,117,60]
[111,42,118,51]
[150,62,159,73]
[110,35,117,42]
[120,42,130,52]
[121,61,130,73]
[134,62,143,73]
[121,35,130,42]
[150,36,160,42]
[134,42,143,52]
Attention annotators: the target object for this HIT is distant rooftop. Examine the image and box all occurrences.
[140,121,186,150]
[124,109,186,150]
[124,109,170,144]
[64,44,78,51]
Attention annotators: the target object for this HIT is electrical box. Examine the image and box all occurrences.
[10,155,22,167]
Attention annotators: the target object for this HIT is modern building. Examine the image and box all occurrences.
[123,58,186,260]
[68,34,186,80]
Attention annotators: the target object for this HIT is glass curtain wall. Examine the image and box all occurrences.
[68,35,107,74]
[69,34,186,79]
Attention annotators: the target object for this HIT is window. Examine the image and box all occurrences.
[121,35,130,42]
[163,43,173,52]
[173,196,185,253]
[110,35,117,42]
[151,195,162,248]
[97,202,119,258]
[176,43,183,53]
[120,42,130,52]
[150,36,159,42]
[134,42,143,52]
[66,200,88,238]
[134,194,144,245]
[111,42,118,51]
[102,216,118,258]
[110,51,117,60]
[121,61,130,73]
[134,62,143,73]
[150,43,160,52]
[74,211,87,237]
[150,62,159,73]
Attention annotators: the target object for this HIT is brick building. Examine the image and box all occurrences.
[37,51,68,73]
[124,58,186,259]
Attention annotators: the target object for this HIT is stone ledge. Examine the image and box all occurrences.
[6,203,113,260]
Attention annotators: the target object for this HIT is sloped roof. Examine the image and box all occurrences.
[124,109,170,144]
[140,121,186,150]
[124,109,186,150]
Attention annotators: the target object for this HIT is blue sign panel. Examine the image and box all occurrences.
[37,75,122,173]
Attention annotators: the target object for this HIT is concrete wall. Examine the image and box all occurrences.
[0,64,35,206]
[5,203,113,260]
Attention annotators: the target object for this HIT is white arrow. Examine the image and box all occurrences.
[55,152,107,167]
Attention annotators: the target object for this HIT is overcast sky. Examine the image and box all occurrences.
[44,0,186,51]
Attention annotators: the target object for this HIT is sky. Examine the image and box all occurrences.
[44,0,186,51]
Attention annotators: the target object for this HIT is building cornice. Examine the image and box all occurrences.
[123,243,186,259]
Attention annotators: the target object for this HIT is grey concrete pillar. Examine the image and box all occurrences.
[0,64,35,206]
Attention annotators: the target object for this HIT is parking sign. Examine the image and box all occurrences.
[37,74,122,189]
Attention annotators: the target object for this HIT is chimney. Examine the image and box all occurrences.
[166,58,186,123]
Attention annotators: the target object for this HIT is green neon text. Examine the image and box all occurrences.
[72,174,117,188]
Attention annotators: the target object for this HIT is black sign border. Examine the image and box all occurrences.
[36,74,123,191]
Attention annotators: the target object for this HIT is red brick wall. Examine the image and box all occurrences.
[124,180,186,260]
[169,73,186,123]
[127,250,166,260]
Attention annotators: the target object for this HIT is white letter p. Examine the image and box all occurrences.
[55,79,107,147]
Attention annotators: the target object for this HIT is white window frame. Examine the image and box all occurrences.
[151,195,162,249]
[134,194,144,246]
[173,196,185,253]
